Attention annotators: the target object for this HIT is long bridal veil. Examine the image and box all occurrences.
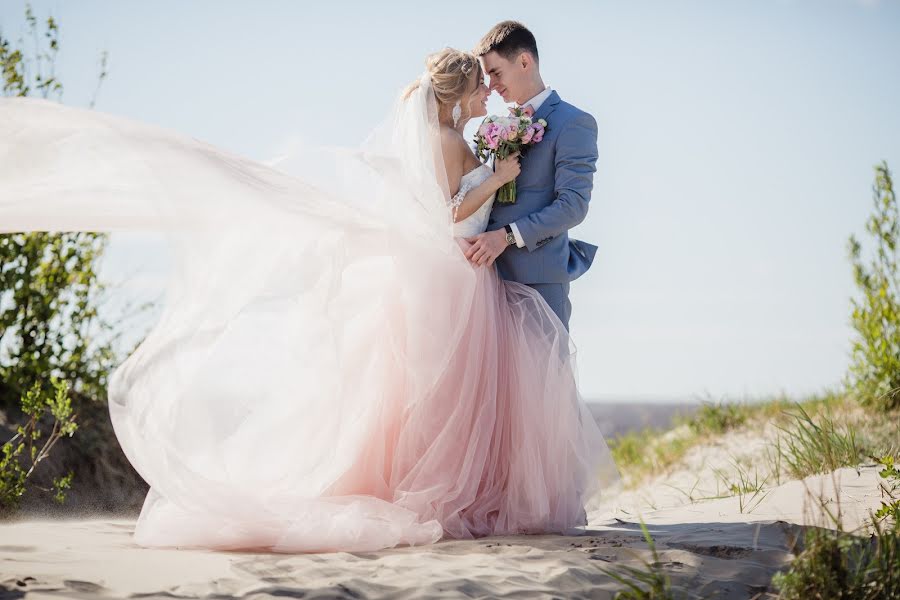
[0,74,617,552]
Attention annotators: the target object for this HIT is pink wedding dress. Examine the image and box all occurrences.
[319,163,616,541]
[0,74,618,553]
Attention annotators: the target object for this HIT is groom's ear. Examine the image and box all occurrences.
[518,51,529,69]
[519,51,537,72]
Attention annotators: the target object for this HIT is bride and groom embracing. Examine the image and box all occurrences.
[0,20,618,553]
[440,21,598,332]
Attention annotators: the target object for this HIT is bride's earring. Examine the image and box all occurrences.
[452,101,462,127]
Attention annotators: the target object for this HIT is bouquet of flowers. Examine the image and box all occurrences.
[474,107,547,204]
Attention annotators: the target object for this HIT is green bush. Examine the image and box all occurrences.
[0,3,127,514]
[0,4,116,409]
[873,455,900,523]
[1,379,77,514]
[0,233,116,407]
[847,162,900,411]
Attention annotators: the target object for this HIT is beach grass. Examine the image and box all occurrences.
[608,392,853,487]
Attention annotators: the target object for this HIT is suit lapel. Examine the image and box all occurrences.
[532,90,561,124]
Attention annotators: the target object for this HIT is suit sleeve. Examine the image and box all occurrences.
[513,113,598,252]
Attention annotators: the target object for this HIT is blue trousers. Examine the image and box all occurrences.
[526,282,572,331]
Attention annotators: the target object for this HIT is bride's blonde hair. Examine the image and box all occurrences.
[402,48,483,113]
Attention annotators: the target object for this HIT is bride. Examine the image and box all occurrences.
[0,47,618,553]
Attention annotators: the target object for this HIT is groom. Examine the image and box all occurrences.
[466,21,599,332]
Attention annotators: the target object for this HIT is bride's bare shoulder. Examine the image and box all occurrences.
[440,126,481,173]
[440,126,468,185]
[440,127,468,160]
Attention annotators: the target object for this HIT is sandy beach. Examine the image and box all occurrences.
[1,462,885,599]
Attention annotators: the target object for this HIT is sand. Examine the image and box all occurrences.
[0,463,887,599]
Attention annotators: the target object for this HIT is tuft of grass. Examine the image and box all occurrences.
[679,400,770,436]
[683,400,749,436]
[712,459,770,514]
[771,405,867,481]
[600,519,679,600]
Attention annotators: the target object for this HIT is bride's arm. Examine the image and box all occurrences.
[441,131,520,222]
[450,154,520,223]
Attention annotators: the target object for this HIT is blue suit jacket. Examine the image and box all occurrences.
[487,90,599,285]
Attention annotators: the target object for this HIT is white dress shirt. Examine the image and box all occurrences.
[508,86,553,248]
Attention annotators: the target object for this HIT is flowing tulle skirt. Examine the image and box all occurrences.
[0,96,618,553]
[130,239,617,553]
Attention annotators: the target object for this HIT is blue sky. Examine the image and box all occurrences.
[2,0,899,401]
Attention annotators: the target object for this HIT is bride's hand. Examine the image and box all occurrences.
[493,152,521,184]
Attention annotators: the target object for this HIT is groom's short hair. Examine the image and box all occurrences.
[474,21,539,64]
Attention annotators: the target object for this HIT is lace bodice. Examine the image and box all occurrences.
[451,164,494,238]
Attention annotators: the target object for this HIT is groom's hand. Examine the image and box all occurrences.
[464,230,508,267]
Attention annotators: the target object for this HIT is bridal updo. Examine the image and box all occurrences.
[403,48,483,117]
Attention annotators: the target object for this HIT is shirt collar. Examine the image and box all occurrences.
[518,86,553,112]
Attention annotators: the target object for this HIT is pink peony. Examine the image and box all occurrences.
[531,123,544,143]
[483,123,501,149]
[520,126,535,144]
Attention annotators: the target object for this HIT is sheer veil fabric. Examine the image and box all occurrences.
[0,74,618,552]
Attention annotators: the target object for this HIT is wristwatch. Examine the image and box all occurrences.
[503,224,516,246]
